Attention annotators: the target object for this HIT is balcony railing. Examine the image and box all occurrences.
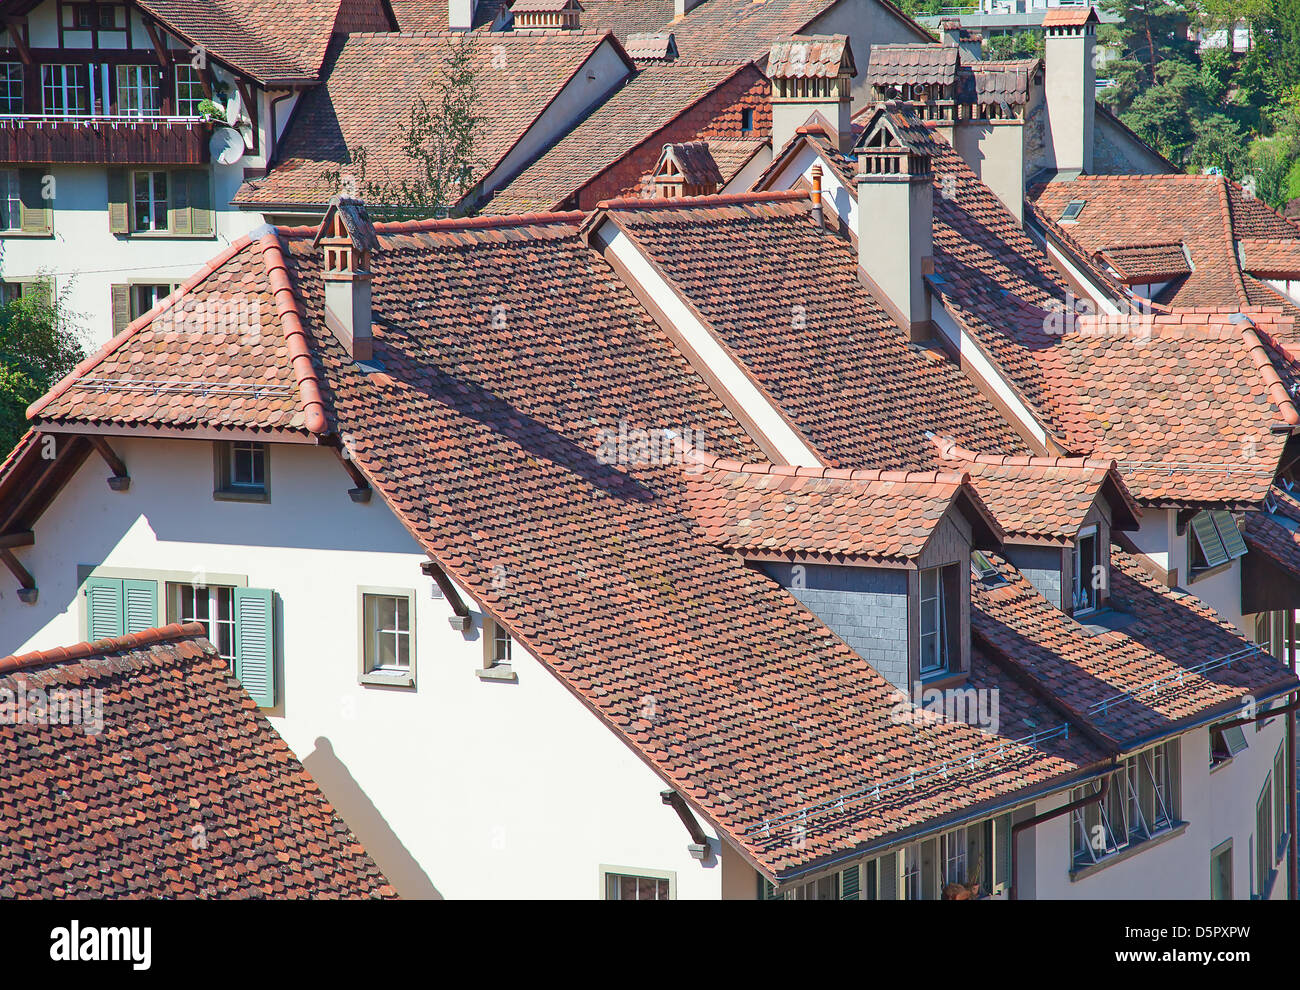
[0,114,212,166]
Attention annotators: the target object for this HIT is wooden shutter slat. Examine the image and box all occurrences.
[840,863,860,900]
[169,169,192,236]
[18,168,51,234]
[234,586,276,707]
[1212,509,1248,561]
[110,283,131,334]
[107,168,130,234]
[1192,512,1229,568]
[85,576,124,641]
[190,168,214,236]
[123,578,157,634]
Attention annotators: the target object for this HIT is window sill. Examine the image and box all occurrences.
[919,669,965,690]
[476,664,518,684]
[1069,821,1188,882]
[359,668,415,689]
[0,230,55,239]
[1187,561,1233,585]
[214,487,269,503]
[118,231,217,241]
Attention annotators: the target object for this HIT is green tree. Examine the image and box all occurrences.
[1121,59,1211,161]
[0,282,85,455]
[1188,112,1251,174]
[1101,0,1198,85]
[325,34,483,219]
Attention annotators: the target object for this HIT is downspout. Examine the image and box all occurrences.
[267,89,294,162]
[1010,772,1111,901]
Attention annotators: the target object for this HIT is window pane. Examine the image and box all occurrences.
[377,595,397,630]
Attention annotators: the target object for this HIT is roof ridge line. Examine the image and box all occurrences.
[255,231,330,436]
[597,189,808,211]
[1241,319,1300,426]
[0,622,209,675]
[685,451,969,485]
[1217,175,1254,309]
[929,433,1116,472]
[27,234,256,421]
[278,210,586,239]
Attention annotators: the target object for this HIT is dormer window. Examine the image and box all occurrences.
[1071,526,1099,615]
[920,565,955,675]
[1189,510,1247,574]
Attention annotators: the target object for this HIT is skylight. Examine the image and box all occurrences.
[1059,200,1086,222]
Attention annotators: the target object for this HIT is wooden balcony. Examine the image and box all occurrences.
[0,115,212,166]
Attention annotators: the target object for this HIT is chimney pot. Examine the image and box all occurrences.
[810,164,824,231]
[314,196,378,363]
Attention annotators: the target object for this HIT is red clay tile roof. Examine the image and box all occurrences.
[932,436,1141,541]
[598,192,1028,470]
[388,0,503,30]
[966,59,1038,104]
[866,43,959,87]
[974,548,1297,749]
[26,232,327,437]
[0,624,394,898]
[624,31,677,59]
[1041,5,1098,27]
[684,455,1000,561]
[485,58,748,215]
[136,0,391,84]
[1241,239,1300,278]
[768,34,855,78]
[1099,242,1192,284]
[1028,175,1300,314]
[233,30,627,209]
[578,0,676,37]
[658,140,725,186]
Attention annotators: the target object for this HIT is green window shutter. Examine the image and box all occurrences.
[879,852,897,900]
[123,578,158,634]
[233,586,276,707]
[85,577,124,641]
[110,284,131,334]
[107,168,130,234]
[19,278,53,307]
[18,169,51,234]
[169,170,192,235]
[1192,511,1229,568]
[840,864,860,900]
[1212,510,1248,561]
[995,813,1013,890]
[189,169,214,236]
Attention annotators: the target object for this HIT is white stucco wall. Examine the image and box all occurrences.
[0,436,731,899]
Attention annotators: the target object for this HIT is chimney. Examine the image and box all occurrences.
[853,103,935,341]
[313,196,378,363]
[512,0,581,32]
[674,0,705,17]
[940,18,983,64]
[448,0,476,32]
[768,34,857,155]
[810,164,823,231]
[652,141,722,199]
[1043,5,1097,174]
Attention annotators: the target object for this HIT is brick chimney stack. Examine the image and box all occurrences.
[768,35,857,155]
[449,0,477,31]
[314,196,378,363]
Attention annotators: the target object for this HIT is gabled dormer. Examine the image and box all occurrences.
[684,455,1004,692]
[932,436,1142,619]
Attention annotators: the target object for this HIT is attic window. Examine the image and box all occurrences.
[1189,510,1248,572]
[741,108,754,133]
[920,564,960,676]
[971,549,1007,587]
[1210,724,1248,767]
[1070,526,1099,616]
[1059,200,1086,223]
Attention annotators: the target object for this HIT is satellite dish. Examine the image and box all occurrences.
[209,126,245,166]
[224,86,243,126]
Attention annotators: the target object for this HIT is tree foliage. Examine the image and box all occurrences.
[325,34,483,219]
[0,283,85,456]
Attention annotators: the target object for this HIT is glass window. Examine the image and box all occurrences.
[229,442,265,489]
[42,64,90,116]
[0,62,23,114]
[919,565,947,674]
[488,618,511,667]
[605,873,671,900]
[940,827,968,887]
[1210,842,1233,900]
[741,107,754,133]
[172,583,235,662]
[1257,779,1273,894]
[132,170,168,232]
[1071,527,1098,614]
[1072,741,1179,869]
[116,65,160,117]
[0,169,19,231]
[175,65,204,117]
[130,283,175,319]
[362,593,412,672]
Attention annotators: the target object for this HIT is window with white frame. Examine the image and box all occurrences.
[606,871,673,900]
[132,170,168,232]
[919,565,950,675]
[1071,741,1179,869]
[485,616,511,668]
[214,440,268,499]
[0,62,22,114]
[115,65,160,117]
[0,169,19,231]
[1071,525,1099,614]
[361,592,412,673]
[901,842,921,899]
[42,64,90,115]
[175,64,204,117]
[169,582,236,662]
[940,826,968,887]
[131,283,176,319]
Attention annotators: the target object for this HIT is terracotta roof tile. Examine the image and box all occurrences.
[684,454,993,561]
[866,43,959,87]
[0,625,394,898]
[233,30,624,208]
[1041,6,1098,27]
[624,31,677,60]
[1240,239,1300,278]
[768,34,855,79]
[1099,242,1191,284]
